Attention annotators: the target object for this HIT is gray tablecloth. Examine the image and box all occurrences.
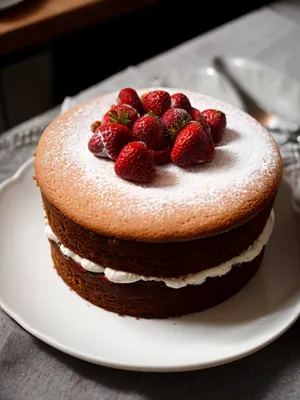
[2,4,300,399]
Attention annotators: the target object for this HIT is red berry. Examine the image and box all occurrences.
[150,145,171,165]
[88,123,132,160]
[102,104,139,129]
[115,142,156,183]
[142,90,171,117]
[189,107,212,137]
[117,88,144,115]
[202,109,227,143]
[161,108,192,140]
[171,122,215,167]
[88,134,104,156]
[189,107,204,123]
[132,115,166,150]
[170,93,191,111]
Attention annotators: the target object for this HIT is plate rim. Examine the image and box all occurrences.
[0,156,34,192]
[1,160,300,372]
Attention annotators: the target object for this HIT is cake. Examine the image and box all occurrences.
[34,88,282,319]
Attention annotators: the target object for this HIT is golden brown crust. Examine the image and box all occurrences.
[35,89,282,241]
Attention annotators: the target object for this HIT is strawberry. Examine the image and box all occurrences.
[150,145,171,165]
[132,115,166,150]
[102,104,139,129]
[189,107,212,137]
[88,122,132,160]
[161,108,192,140]
[171,121,215,167]
[170,93,191,111]
[115,142,156,183]
[202,109,227,143]
[117,88,144,116]
[189,107,204,122]
[142,90,171,117]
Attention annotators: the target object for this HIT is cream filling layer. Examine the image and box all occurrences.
[46,210,274,289]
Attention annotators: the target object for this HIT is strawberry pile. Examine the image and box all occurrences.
[88,88,227,183]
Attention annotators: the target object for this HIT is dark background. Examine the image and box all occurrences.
[1,0,273,130]
[51,0,273,103]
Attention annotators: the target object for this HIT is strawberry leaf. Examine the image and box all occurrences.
[109,110,131,126]
[147,110,159,118]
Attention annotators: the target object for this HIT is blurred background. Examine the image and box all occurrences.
[0,0,272,133]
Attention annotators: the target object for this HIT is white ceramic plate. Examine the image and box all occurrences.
[0,158,300,372]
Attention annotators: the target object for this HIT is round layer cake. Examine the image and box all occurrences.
[34,88,282,318]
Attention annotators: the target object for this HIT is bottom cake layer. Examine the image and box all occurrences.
[50,241,265,319]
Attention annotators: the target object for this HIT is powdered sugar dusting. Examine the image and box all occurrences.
[38,88,281,239]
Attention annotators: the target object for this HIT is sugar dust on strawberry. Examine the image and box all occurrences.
[88,87,229,183]
[88,123,132,160]
[115,142,156,183]
[161,108,192,140]
[171,93,192,111]
[132,115,166,150]
[142,90,171,117]
[171,121,215,167]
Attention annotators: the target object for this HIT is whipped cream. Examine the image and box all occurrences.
[45,224,104,273]
[46,210,274,289]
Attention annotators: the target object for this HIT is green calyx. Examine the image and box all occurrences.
[168,118,190,139]
[148,110,159,118]
[109,110,131,126]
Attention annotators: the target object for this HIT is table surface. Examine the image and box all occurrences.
[0,0,157,55]
[2,1,300,399]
